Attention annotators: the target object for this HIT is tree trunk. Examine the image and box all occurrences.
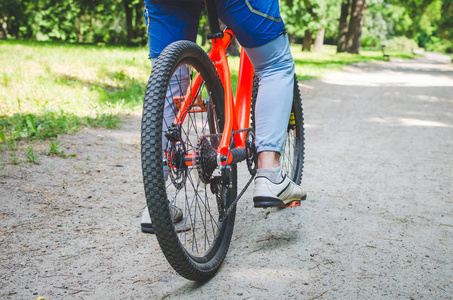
[201,21,208,46]
[88,16,93,43]
[337,0,350,53]
[134,1,144,44]
[124,0,133,46]
[302,30,313,52]
[1,17,9,39]
[314,27,325,53]
[346,0,366,54]
[76,16,82,43]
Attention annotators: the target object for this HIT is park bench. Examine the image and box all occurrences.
[381,45,390,60]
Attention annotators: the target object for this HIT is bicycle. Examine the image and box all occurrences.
[141,1,305,281]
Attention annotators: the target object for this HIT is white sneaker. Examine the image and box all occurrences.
[253,173,306,208]
[141,205,183,234]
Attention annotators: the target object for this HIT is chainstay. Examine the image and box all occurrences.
[232,128,252,135]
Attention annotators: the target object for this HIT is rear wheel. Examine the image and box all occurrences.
[141,41,237,281]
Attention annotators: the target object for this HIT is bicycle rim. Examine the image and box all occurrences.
[281,76,305,184]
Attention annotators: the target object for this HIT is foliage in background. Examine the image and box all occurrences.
[387,0,452,52]
[278,0,452,53]
[281,0,340,52]
[384,36,418,52]
[1,0,452,53]
[0,0,146,46]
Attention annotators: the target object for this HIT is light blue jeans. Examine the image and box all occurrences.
[244,34,294,153]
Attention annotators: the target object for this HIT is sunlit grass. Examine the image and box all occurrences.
[0,40,151,144]
[0,40,150,117]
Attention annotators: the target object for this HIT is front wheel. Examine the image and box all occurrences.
[141,41,237,281]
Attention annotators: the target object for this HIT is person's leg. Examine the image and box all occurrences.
[243,35,306,207]
[243,33,295,165]
[143,1,203,59]
[150,58,190,166]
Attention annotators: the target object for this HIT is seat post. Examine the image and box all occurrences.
[204,0,224,39]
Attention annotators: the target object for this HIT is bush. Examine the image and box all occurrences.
[425,37,453,53]
[385,37,419,52]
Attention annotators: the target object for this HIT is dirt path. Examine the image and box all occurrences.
[1,52,452,299]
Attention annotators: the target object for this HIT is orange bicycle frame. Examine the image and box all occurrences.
[173,28,254,165]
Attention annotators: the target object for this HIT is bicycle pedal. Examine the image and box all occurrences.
[278,201,301,208]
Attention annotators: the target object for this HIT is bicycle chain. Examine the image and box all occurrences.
[221,127,256,218]
[223,173,255,219]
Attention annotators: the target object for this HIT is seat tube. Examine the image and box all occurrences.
[233,49,254,148]
[208,30,234,162]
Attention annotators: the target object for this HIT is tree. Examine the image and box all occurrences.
[346,0,366,53]
[387,0,450,51]
[337,0,350,52]
[0,0,146,46]
[281,0,340,52]
[336,0,367,53]
[439,0,453,41]
[0,0,28,39]
[361,4,388,48]
[123,0,145,46]
[388,0,436,38]
[313,27,326,52]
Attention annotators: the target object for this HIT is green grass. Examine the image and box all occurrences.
[0,40,150,116]
[0,40,150,143]
[45,141,76,158]
[0,110,121,142]
[0,40,415,145]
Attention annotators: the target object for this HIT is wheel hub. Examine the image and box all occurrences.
[166,142,187,189]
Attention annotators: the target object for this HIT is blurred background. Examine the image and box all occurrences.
[1,0,452,53]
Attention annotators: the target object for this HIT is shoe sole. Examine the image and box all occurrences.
[253,195,307,208]
[141,224,155,234]
[141,204,183,235]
